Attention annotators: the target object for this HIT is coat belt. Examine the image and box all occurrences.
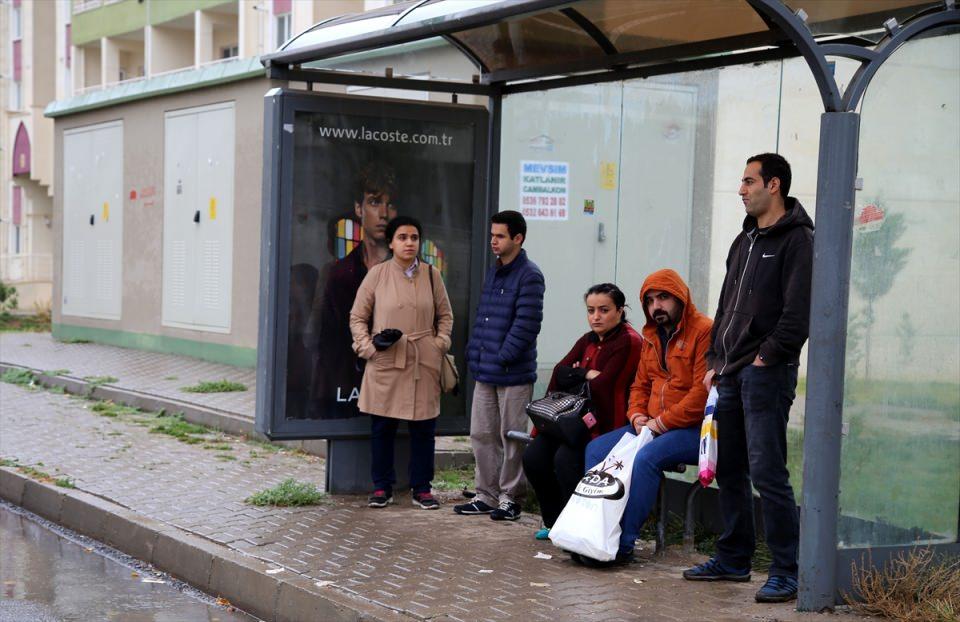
[390,328,434,380]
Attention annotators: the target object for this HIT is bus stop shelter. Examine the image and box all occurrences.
[256,0,960,610]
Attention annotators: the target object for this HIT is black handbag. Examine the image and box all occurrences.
[525,382,594,447]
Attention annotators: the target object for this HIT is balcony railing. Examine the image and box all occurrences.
[72,0,103,14]
[0,254,53,283]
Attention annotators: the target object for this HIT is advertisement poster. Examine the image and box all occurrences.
[519,160,569,220]
[284,107,478,427]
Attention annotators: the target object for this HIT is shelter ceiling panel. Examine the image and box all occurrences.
[451,11,606,71]
[574,0,772,53]
[784,0,943,36]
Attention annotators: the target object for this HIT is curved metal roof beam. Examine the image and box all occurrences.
[842,6,960,111]
[560,7,619,56]
[747,0,844,112]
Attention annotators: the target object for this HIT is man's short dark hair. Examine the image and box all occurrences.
[747,153,792,198]
[355,161,398,205]
[491,210,527,243]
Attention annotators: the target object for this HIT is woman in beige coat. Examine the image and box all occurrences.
[350,216,453,510]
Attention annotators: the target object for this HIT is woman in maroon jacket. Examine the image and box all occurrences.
[522,283,642,539]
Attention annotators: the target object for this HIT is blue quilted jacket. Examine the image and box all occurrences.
[467,250,545,386]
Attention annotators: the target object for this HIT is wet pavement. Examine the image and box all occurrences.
[0,503,257,622]
[0,379,860,622]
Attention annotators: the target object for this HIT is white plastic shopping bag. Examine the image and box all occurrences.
[698,387,719,487]
[549,427,655,561]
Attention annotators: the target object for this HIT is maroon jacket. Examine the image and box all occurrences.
[547,322,642,437]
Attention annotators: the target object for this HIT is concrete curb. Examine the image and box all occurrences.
[0,467,408,622]
[0,363,472,469]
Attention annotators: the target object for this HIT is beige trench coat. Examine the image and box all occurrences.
[349,259,453,421]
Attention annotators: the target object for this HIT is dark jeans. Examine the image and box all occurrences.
[715,363,800,578]
[586,425,699,552]
[522,434,585,527]
[370,415,436,495]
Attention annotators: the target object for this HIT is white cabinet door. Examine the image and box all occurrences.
[62,121,123,320]
[162,102,234,332]
[162,111,199,327]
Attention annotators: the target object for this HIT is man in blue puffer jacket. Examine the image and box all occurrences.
[455,210,545,521]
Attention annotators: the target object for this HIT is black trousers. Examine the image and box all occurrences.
[715,363,800,578]
[370,415,436,495]
[522,433,585,527]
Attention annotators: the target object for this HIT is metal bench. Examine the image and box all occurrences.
[505,431,702,555]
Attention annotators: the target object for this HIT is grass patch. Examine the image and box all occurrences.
[149,413,210,444]
[163,376,179,381]
[203,443,232,451]
[433,465,474,492]
[181,379,247,393]
[54,477,76,489]
[1,368,37,386]
[0,313,51,333]
[244,438,281,454]
[215,454,237,462]
[61,337,91,344]
[42,369,71,376]
[246,478,327,507]
[0,457,19,467]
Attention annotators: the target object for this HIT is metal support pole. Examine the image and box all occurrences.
[798,112,860,611]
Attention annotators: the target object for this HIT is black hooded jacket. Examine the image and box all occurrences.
[706,197,814,376]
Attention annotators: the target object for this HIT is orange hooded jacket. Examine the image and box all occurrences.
[627,269,713,433]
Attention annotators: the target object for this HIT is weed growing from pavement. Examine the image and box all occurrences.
[163,376,178,381]
[91,401,140,418]
[149,413,210,444]
[83,375,118,387]
[42,369,71,376]
[0,313,51,332]
[1,368,37,386]
[10,462,77,489]
[60,337,91,344]
[246,478,327,506]
[843,548,960,621]
[215,454,237,461]
[181,379,247,393]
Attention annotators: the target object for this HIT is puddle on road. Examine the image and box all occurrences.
[0,504,258,622]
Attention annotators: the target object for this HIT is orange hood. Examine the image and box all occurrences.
[638,268,698,336]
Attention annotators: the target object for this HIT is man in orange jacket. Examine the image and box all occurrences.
[581,268,712,566]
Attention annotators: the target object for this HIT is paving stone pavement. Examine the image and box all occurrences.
[0,381,862,622]
[0,332,471,454]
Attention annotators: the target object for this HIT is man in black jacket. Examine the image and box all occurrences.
[683,153,813,604]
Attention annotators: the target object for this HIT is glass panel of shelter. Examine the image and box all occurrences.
[499,56,865,496]
[840,30,960,548]
[784,0,943,37]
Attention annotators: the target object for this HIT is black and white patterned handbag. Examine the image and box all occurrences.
[525,383,593,447]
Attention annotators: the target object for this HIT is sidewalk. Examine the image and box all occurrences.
[0,379,858,622]
[0,332,468,457]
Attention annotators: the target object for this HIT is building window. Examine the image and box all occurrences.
[275,13,291,48]
[220,45,239,60]
[11,4,22,40]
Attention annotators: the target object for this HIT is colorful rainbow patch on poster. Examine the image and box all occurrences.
[335,218,363,259]
[421,239,446,278]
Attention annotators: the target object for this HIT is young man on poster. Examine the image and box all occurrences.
[308,162,398,419]
[455,210,545,521]
[683,153,813,604]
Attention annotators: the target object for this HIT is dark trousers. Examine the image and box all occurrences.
[715,363,800,578]
[522,434,585,527]
[370,415,436,495]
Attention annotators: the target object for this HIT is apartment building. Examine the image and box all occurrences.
[45,1,451,364]
[1,0,58,311]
